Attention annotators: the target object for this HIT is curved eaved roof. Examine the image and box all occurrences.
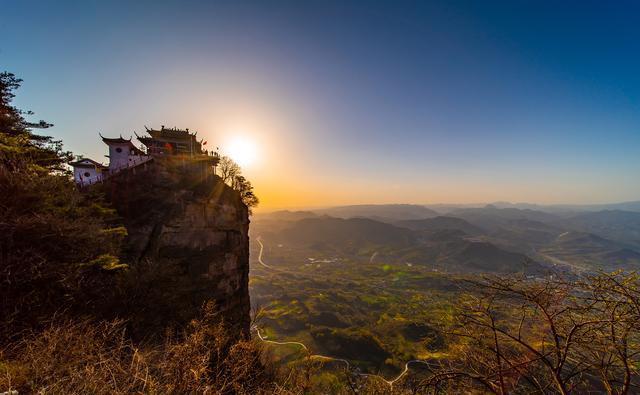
[70,158,107,168]
[99,133,146,155]
[99,132,133,144]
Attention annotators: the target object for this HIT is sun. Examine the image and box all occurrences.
[226,137,258,167]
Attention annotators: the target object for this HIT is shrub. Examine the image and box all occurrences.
[0,304,281,394]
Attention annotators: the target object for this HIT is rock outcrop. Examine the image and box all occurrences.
[104,157,250,337]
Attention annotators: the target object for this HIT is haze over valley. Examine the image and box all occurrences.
[249,202,640,379]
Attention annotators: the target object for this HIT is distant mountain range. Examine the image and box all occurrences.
[313,204,439,221]
[254,203,640,273]
[425,200,640,214]
[395,216,484,236]
[448,205,561,231]
[486,200,640,213]
[257,210,318,222]
[260,200,640,220]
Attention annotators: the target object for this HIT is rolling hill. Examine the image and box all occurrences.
[540,231,640,270]
[395,216,484,235]
[271,215,545,274]
[254,205,640,274]
[277,216,418,251]
[448,205,561,231]
[255,210,318,222]
[557,210,640,249]
[313,204,439,221]
[442,241,542,273]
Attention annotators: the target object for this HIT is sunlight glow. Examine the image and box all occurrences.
[226,136,258,167]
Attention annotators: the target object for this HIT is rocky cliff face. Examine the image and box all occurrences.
[104,158,250,337]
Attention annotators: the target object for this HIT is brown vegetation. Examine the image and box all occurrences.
[0,304,280,394]
[420,272,640,394]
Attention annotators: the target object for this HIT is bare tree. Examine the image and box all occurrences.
[218,155,240,185]
[421,273,640,394]
[579,272,640,394]
[216,156,259,212]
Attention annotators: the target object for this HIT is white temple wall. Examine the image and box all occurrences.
[74,167,102,185]
[108,143,133,171]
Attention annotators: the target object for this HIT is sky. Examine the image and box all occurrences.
[2,0,640,210]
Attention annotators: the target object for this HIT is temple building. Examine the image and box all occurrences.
[136,126,205,156]
[69,157,107,184]
[100,134,147,172]
[71,125,218,186]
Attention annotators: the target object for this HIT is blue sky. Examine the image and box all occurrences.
[2,0,639,208]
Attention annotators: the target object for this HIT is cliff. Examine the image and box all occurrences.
[104,157,251,337]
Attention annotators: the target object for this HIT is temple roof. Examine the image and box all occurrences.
[70,158,107,168]
[145,126,198,140]
[136,136,153,143]
[134,126,206,155]
[100,133,145,155]
[100,133,134,145]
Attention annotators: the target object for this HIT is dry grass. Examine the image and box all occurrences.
[0,303,283,394]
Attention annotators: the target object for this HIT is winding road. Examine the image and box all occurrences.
[255,236,273,269]
[253,325,432,388]
[253,237,435,389]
